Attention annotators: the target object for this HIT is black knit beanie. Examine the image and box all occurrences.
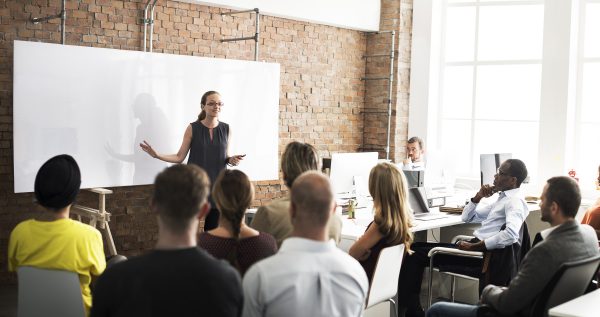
[34,154,81,209]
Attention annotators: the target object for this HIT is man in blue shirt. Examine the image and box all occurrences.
[398,159,529,317]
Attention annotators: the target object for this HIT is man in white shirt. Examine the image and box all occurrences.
[242,171,369,317]
[403,136,426,170]
[398,159,529,317]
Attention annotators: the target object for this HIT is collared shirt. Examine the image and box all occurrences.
[461,188,529,250]
[242,237,369,317]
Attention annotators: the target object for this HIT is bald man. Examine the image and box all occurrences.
[242,171,368,317]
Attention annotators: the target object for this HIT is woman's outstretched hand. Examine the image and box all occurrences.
[140,140,158,158]
[228,154,245,166]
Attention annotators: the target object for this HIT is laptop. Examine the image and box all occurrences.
[408,187,449,221]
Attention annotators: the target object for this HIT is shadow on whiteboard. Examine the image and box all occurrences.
[104,93,169,185]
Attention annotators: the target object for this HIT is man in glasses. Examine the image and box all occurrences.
[398,159,530,317]
[403,136,426,170]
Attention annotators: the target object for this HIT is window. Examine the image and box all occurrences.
[410,0,600,197]
[439,1,544,179]
[574,0,600,196]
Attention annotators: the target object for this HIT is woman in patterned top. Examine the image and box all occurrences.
[198,169,277,275]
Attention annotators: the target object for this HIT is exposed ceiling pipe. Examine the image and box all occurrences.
[31,0,66,45]
[142,0,159,52]
[149,0,159,52]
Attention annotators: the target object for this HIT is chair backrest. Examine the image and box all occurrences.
[365,244,405,308]
[530,254,600,317]
[17,266,85,317]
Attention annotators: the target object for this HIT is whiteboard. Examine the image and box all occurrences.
[13,40,280,193]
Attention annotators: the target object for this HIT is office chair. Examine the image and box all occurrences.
[427,223,530,307]
[365,244,406,317]
[17,266,85,317]
[426,236,484,307]
[529,254,600,317]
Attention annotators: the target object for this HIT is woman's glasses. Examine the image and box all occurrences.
[206,102,225,107]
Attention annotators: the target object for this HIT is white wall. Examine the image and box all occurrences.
[182,0,381,32]
[13,40,280,193]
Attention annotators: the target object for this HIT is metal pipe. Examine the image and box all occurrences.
[220,8,260,61]
[30,0,66,45]
[360,76,388,81]
[60,0,65,44]
[254,8,260,61]
[221,35,256,42]
[221,8,258,16]
[385,31,395,160]
[149,0,159,52]
[143,0,152,51]
[363,54,390,58]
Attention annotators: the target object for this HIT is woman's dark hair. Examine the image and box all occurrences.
[197,90,220,121]
[212,169,254,273]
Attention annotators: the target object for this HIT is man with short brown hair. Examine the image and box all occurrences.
[92,164,243,317]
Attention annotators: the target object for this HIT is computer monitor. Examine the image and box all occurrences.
[403,170,425,189]
[329,152,379,196]
[480,153,512,186]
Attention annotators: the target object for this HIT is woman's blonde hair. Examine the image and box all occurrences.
[369,162,413,252]
[212,169,254,272]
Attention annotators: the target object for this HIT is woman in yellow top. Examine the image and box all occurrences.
[8,155,106,316]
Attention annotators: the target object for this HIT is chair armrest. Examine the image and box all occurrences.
[428,247,483,258]
[452,235,476,243]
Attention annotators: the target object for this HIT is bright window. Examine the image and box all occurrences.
[575,1,600,195]
[438,1,544,178]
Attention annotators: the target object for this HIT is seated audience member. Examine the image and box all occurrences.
[91,165,242,317]
[398,159,530,317]
[198,169,277,275]
[403,136,425,170]
[427,176,599,317]
[581,164,600,239]
[243,171,369,317]
[8,154,105,316]
[349,162,414,281]
[251,141,342,247]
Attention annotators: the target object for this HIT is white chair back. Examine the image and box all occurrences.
[18,266,85,317]
[366,244,405,309]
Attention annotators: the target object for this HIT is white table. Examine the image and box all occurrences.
[548,288,600,317]
[338,200,541,252]
[338,206,463,251]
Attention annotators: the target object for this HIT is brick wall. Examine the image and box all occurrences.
[0,0,412,284]
[363,0,413,162]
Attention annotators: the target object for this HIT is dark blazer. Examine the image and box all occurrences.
[480,220,598,316]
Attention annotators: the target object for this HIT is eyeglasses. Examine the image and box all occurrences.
[496,168,511,177]
[206,102,225,107]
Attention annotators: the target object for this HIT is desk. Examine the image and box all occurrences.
[339,201,541,252]
[338,207,463,251]
[548,288,599,317]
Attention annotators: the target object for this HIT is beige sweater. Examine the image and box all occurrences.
[250,196,342,248]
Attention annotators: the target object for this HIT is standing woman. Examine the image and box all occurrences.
[140,90,245,230]
[349,162,414,281]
